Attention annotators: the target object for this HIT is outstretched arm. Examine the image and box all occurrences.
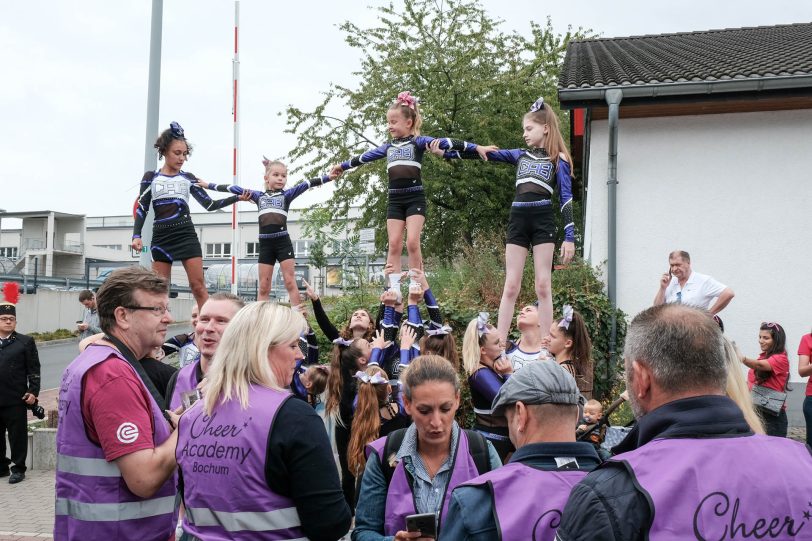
[285,174,335,205]
[332,143,390,175]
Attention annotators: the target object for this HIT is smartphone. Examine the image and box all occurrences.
[76,320,83,324]
[182,389,202,409]
[406,512,437,539]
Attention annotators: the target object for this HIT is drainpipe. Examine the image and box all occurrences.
[605,89,622,374]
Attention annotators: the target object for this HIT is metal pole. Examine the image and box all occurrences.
[605,88,622,373]
[140,0,163,269]
[230,1,241,294]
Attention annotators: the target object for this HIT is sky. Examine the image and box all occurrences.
[1,0,810,229]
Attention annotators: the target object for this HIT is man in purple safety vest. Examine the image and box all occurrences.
[556,303,812,541]
[55,267,180,541]
[440,360,601,541]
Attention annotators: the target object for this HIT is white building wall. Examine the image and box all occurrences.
[585,109,812,383]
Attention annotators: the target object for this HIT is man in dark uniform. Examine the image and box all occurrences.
[0,301,41,484]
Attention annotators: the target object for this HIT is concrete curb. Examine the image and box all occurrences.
[34,337,79,347]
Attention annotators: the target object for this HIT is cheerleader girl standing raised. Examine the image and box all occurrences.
[330,92,494,291]
[435,97,575,342]
[131,122,250,309]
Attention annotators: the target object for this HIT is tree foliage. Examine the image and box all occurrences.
[284,0,592,260]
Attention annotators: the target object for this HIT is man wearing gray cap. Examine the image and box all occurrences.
[440,360,600,541]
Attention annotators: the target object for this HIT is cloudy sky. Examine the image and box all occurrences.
[1,0,810,227]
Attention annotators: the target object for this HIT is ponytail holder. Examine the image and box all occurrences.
[558,304,574,330]
[396,91,418,110]
[353,370,388,385]
[529,97,545,113]
[170,121,185,138]
[477,312,490,337]
[426,324,453,336]
[262,155,271,167]
[333,337,354,347]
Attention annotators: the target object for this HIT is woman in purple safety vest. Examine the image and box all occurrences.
[175,302,351,541]
[353,355,501,541]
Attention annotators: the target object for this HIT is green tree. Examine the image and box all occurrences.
[285,0,592,261]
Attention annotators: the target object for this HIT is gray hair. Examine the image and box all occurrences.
[624,304,726,394]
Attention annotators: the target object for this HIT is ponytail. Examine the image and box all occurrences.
[347,366,390,476]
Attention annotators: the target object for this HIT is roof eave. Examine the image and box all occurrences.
[557,74,812,108]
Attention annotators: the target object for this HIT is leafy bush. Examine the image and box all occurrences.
[30,328,76,342]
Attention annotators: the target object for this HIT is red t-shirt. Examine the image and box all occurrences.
[798,334,812,396]
[81,356,157,461]
[747,352,790,410]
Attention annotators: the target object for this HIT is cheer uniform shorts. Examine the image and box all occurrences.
[506,200,556,249]
[387,179,427,221]
[259,231,295,266]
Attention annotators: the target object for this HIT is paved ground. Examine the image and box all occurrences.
[0,470,54,540]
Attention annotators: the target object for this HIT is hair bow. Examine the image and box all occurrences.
[426,324,453,336]
[476,312,490,337]
[261,155,271,167]
[529,97,545,113]
[396,91,418,109]
[558,304,574,330]
[354,370,388,385]
[333,337,355,347]
[170,121,185,138]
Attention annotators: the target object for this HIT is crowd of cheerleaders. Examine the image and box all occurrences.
[130,93,586,510]
[131,92,575,341]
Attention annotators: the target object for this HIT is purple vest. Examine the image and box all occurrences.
[54,345,177,541]
[366,429,480,536]
[168,358,201,411]
[614,435,812,540]
[176,384,305,540]
[462,461,586,540]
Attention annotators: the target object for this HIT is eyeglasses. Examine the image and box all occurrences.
[675,291,682,304]
[124,305,171,316]
[0,316,16,323]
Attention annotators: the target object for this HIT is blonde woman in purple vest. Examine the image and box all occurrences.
[175,302,351,540]
[353,355,501,541]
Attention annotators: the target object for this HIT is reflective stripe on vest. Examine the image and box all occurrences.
[56,454,121,477]
[613,434,812,539]
[186,506,302,532]
[55,495,175,522]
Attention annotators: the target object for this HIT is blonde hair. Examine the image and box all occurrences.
[462,318,493,376]
[523,101,572,171]
[388,102,423,136]
[722,337,765,434]
[203,302,307,414]
[584,399,603,412]
[263,159,287,175]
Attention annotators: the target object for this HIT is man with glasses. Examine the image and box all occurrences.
[0,300,40,484]
[55,267,179,540]
[653,250,734,314]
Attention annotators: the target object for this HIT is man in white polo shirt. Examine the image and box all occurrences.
[653,250,734,314]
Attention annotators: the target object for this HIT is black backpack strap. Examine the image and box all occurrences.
[463,429,492,475]
[104,334,171,423]
[380,428,408,487]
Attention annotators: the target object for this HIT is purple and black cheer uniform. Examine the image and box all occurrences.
[469,366,514,462]
[445,147,575,248]
[340,136,480,220]
[203,176,331,266]
[133,171,241,263]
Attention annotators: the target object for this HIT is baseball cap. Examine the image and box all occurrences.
[491,360,584,417]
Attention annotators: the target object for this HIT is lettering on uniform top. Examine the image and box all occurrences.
[152,177,190,200]
[189,412,246,439]
[258,194,285,210]
[517,160,554,181]
[693,492,808,540]
[533,508,563,540]
[388,145,416,162]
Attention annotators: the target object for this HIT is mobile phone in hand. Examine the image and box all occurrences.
[406,512,437,539]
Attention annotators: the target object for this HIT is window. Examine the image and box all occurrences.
[92,244,123,251]
[246,242,259,258]
[294,240,314,258]
[0,247,18,260]
[205,242,232,258]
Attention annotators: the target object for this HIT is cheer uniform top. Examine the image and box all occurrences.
[445,147,575,248]
[340,135,479,220]
[133,171,240,262]
[469,366,514,462]
[203,176,331,265]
